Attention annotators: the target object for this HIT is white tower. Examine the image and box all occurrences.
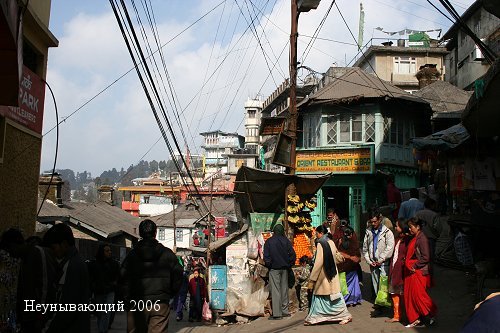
[244,96,263,154]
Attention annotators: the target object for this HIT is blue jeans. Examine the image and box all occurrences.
[94,292,114,333]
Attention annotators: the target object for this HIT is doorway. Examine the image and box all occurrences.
[323,186,350,221]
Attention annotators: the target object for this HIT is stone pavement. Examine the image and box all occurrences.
[94,263,477,333]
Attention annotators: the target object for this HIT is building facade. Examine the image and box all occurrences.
[442,0,500,90]
[353,37,448,93]
[266,67,432,234]
[200,130,244,174]
[0,0,58,235]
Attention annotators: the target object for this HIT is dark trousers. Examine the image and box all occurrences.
[127,303,170,333]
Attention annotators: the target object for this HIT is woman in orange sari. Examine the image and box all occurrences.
[404,218,437,328]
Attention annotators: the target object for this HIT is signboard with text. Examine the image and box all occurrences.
[296,147,374,174]
[0,66,45,134]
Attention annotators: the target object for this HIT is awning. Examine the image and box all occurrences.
[411,123,470,151]
[234,166,330,217]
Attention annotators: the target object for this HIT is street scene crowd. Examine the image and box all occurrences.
[1,185,499,333]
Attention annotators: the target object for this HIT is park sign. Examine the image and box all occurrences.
[296,146,374,174]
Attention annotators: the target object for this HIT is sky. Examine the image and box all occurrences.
[40,0,475,177]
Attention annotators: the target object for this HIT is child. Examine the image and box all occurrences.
[188,268,207,322]
[295,256,311,311]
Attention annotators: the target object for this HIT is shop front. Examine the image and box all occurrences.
[296,146,375,236]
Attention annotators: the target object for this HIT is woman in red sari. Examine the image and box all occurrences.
[404,218,437,328]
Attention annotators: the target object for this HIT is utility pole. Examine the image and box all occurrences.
[170,172,176,252]
[284,0,300,238]
[285,0,321,239]
[207,177,214,266]
[358,3,365,50]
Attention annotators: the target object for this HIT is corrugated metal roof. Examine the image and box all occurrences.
[151,197,235,227]
[413,80,472,115]
[38,199,140,239]
[299,67,426,107]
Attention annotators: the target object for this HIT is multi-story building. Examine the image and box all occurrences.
[353,36,449,93]
[441,0,500,90]
[0,0,58,235]
[200,130,244,174]
[265,67,432,234]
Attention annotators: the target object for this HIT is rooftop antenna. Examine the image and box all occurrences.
[358,3,365,50]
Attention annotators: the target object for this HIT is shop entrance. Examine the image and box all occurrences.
[323,186,350,221]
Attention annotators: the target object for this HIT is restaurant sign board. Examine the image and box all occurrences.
[296,146,374,174]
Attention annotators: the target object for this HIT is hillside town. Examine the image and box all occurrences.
[1,0,499,332]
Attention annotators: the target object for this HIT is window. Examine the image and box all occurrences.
[158,228,165,241]
[474,18,481,34]
[339,115,350,142]
[176,229,183,242]
[383,117,414,145]
[365,114,375,142]
[393,56,416,74]
[303,114,321,148]
[326,116,337,144]
[326,113,375,145]
[248,110,256,118]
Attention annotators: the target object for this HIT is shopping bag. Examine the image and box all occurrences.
[339,272,349,296]
[202,299,212,322]
[374,275,392,307]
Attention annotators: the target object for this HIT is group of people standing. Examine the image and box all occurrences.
[364,188,438,328]
[263,189,438,329]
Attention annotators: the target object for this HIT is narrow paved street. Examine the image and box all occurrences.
[96,262,476,333]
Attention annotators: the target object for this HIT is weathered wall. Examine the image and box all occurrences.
[0,121,41,236]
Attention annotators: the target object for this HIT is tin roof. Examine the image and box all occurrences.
[299,67,427,107]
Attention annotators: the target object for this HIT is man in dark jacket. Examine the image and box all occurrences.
[44,223,91,333]
[120,219,183,333]
[263,224,296,320]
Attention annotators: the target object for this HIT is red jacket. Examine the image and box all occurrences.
[389,235,409,288]
[188,276,207,299]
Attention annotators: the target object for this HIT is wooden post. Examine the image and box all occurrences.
[171,172,176,251]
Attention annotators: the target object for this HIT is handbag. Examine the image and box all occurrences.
[202,299,212,322]
[287,267,295,289]
[339,272,349,296]
[374,275,392,307]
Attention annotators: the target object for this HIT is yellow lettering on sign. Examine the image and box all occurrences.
[296,149,373,173]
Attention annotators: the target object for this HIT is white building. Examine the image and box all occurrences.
[200,130,244,174]
[244,97,263,154]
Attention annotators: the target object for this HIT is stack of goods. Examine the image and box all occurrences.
[293,233,312,265]
[286,195,316,233]
[287,194,317,264]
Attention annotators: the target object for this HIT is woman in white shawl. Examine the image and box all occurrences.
[304,225,352,326]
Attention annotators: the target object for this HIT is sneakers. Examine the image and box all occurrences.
[176,316,182,322]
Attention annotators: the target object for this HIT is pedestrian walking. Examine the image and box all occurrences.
[263,224,296,320]
[304,226,352,326]
[173,270,189,321]
[415,195,439,260]
[362,209,395,317]
[88,243,120,333]
[43,223,91,333]
[386,174,402,222]
[323,208,341,245]
[385,219,410,324]
[119,219,183,333]
[337,226,362,306]
[404,218,437,328]
[187,267,207,322]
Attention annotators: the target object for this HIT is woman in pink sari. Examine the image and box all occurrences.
[404,218,437,328]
